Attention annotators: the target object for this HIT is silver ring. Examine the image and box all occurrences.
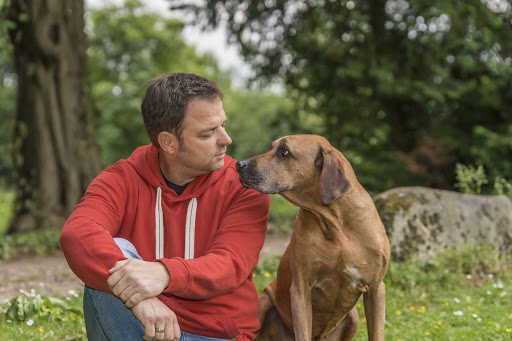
[156,328,165,333]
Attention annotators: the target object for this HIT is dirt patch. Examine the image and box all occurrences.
[0,233,291,303]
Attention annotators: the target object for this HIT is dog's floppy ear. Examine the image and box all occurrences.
[316,147,350,205]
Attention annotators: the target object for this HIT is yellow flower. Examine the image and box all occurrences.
[363,317,367,323]
[445,302,449,306]
[39,328,44,332]
[253,273,255,278]
[410,306,415,311]
[425,331,430,335]
[396,311,402,316]
[419,306,426,313]
[264,272,271,278]
[438,321,442,325]
[506,328,511,333]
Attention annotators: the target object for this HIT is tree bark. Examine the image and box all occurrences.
[5,0,100,233]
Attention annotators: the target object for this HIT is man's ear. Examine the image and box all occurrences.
[158,131,178,155]
[316,146,350,205]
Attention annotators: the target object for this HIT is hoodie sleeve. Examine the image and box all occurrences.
[60,166,128,293]
[159,186,270,299]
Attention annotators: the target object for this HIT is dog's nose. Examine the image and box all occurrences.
[236,160,248,171]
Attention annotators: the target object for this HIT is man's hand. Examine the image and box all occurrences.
[132,297,181,341]
[107,259,170,308]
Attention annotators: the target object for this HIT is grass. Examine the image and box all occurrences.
[252,244,512,341]
[1,188,510,340]
[1,244,511,340]
[0,292,86,340]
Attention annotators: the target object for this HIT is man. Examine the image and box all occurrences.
[60,73,270,341]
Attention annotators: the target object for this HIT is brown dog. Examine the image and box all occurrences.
[236,135,390,341]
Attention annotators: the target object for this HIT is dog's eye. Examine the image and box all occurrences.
[280,148,289,156]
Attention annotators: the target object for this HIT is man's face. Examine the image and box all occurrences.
[174,97,232,178]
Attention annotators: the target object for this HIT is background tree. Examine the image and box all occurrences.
[1,1,100,233]
[170,0,512,194]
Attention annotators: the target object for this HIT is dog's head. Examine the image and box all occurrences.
[236,135,351,205]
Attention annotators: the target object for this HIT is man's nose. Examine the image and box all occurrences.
[219,129,232,146]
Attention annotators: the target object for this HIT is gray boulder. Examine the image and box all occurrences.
[374,186,512,260]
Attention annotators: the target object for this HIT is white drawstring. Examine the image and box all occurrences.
[185,198,197,260]
[155,187,164,259]
[154,188,197,260]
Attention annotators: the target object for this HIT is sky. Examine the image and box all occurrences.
[85,0,253,87]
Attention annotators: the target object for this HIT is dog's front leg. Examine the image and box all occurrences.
[363,281,386,341]
[290,275,312,341]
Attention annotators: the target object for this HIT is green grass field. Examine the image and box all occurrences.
[1,191,511,340]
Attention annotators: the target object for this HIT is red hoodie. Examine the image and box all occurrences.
[60,144,270,340]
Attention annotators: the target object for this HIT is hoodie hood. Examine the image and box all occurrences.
[126,144,236,202]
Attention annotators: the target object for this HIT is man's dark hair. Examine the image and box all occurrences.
[141,73,223,148]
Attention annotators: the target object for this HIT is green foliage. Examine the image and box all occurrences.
[0,188,14,234]
[253,254,281,293]
[6,295,82,323]
[0,293,86,340]
[174,0,512,193]
[0,8,15,186]
[454,163,512,200]
[454,163,488,194]
[87,0,228,167]
[0,229,61,262]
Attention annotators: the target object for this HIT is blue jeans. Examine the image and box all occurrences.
[83,238,231,341]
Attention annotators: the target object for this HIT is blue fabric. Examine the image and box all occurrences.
[83,238,231,341]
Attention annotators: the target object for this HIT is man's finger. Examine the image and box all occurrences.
[109,275,130,297]
[108,259,128,274]
[125,292,144,309]
[143,323,155,341]
[173,320,181,340]
[164,323,175,341]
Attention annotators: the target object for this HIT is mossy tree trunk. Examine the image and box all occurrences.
[5,0,100,233]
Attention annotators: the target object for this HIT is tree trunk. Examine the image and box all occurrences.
[6,0,100,233]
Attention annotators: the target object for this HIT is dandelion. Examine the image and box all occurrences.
[437,321,442,325]
[264,272,271,278]
[253,273,255,278]
[396,310,402,315]
[425,331,430,335]
[506,328,511,333]
[444,302,449,306]
[26,319,34,326]
[39,328,44,332]
[410,306,415,311]
[363,317,367,323]
[418,306,426,313]
[434,325,439,329]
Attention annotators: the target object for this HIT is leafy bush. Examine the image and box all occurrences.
[454,163,488,194]
[454,163,512,200]
[0,229,61,262]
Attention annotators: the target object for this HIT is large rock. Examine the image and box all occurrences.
[374,186,512,260]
